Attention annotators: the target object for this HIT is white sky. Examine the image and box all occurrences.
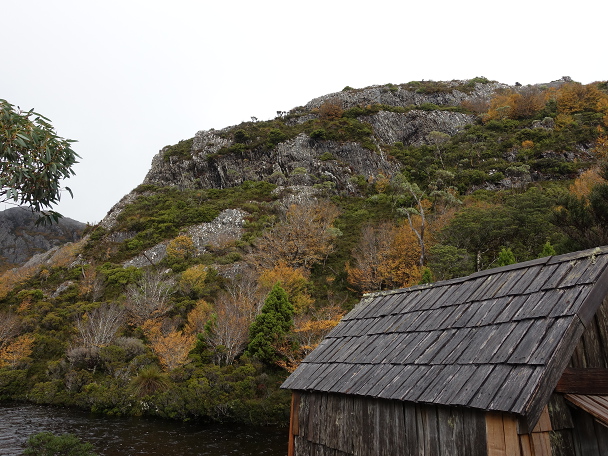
[2,0,605,224]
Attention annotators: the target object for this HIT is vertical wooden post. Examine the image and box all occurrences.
[288,392,300,456]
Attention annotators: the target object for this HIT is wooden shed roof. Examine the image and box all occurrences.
[282,246,608,428]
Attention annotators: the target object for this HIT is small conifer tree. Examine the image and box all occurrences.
[245,283,294,364]
[497,247,516,266]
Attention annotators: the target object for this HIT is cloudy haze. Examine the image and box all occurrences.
[2,0,605,224]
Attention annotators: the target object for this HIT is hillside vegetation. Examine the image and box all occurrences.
[1,77,608,426]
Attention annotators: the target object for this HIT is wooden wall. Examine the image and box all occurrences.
[290,392,486,456]
[289,391,608,456]
[570,296,608,369]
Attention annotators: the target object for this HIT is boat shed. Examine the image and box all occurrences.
[282,246,608,456]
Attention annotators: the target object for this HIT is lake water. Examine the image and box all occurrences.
[0,403,287,455]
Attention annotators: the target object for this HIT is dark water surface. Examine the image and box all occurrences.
[0,403,287,455]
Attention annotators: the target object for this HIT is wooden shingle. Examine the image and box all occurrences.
[282,246,608,427]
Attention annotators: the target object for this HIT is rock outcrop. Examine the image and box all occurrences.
[0,207,85,271]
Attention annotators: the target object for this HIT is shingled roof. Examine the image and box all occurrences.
[282,246,608,429]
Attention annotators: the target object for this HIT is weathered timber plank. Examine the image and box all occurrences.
[403,365,445,403]
[378,399,403,456]
[560,257,595,288]
[365,364,408,398]
[507,318,550,364]
[451,365,495,407]
[368,333,405,363]
[570,405,602,456]
[313,364,352,393]
[411,285,449,312]
[469,365,513,410]
[415,329,457,364]
[519,320,585,433]
[419,404,440,456]
[576,254,608,284]
[353,364,396,397]
[403,402,419,456]
[479,297,513,326]
[548,429,577,456]
[486,412,507,456]
[519,434,533,456]
[594,296,608,368]
[382,365,419,399]
[339,394,354,454]
[551,287,589,318]
[570,337,587,368]
[541,261,574,290]
[577,259,608,327]
[433,365,477,404]
[593,418,608,456]
[494,294,532,324]
[582,318,604,368]
[547,394,574,430]
[437,406,459,456]
[489,366,539,412]
[532,406,552,432]
[502,414,521,456]
[402,331,443,364]
[508,265,544,296]
[288,393,299,456]
[531,431,553,456]
[474,322,517,364]
[452,301,484,327]
[527,317,575,365]
[430,327,473,364]
[447,277,484,305]
[556,368,608,394]
[463,408,487,456]
[392,289,423,314]
[526,262,559,293]
[457,325,497,364]
[416,365,462,404]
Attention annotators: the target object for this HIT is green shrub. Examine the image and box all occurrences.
[162,138,194,162]
[310,129,327,140]
[267,128,288,146]
[22,432,98,456]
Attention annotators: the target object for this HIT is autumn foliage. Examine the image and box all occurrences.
[253,201,340,270]
[143,319,196,371]
[0,333,35,368]
[346,221,422,293]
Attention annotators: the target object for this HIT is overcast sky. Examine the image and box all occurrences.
[2,0,605,224]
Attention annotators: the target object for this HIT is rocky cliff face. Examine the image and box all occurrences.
[141,82,488,194]
[0,207,85,271]
[145,132,402,193]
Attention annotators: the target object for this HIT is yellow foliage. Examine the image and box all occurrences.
[373,173,391,193]
[143,320,196,371]
[593,134,608,159]
[0,334,35,369]
[484,88,546,121]
[185,300,213,334]
[166,235,196,261]
[253,200,340,270]
[556,82,607,115]
[554,113,576,130]
[179,264,207,296]
[0,265,39,300]
[318,98,343,120]
[347,221,421,293]
[276,305,345,372]
[259,261,313,313]
[570,167,604,198]
[522,140,534,149]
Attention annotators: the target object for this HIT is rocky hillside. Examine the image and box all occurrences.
[0,207,85,272]
[1,76,607,426]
